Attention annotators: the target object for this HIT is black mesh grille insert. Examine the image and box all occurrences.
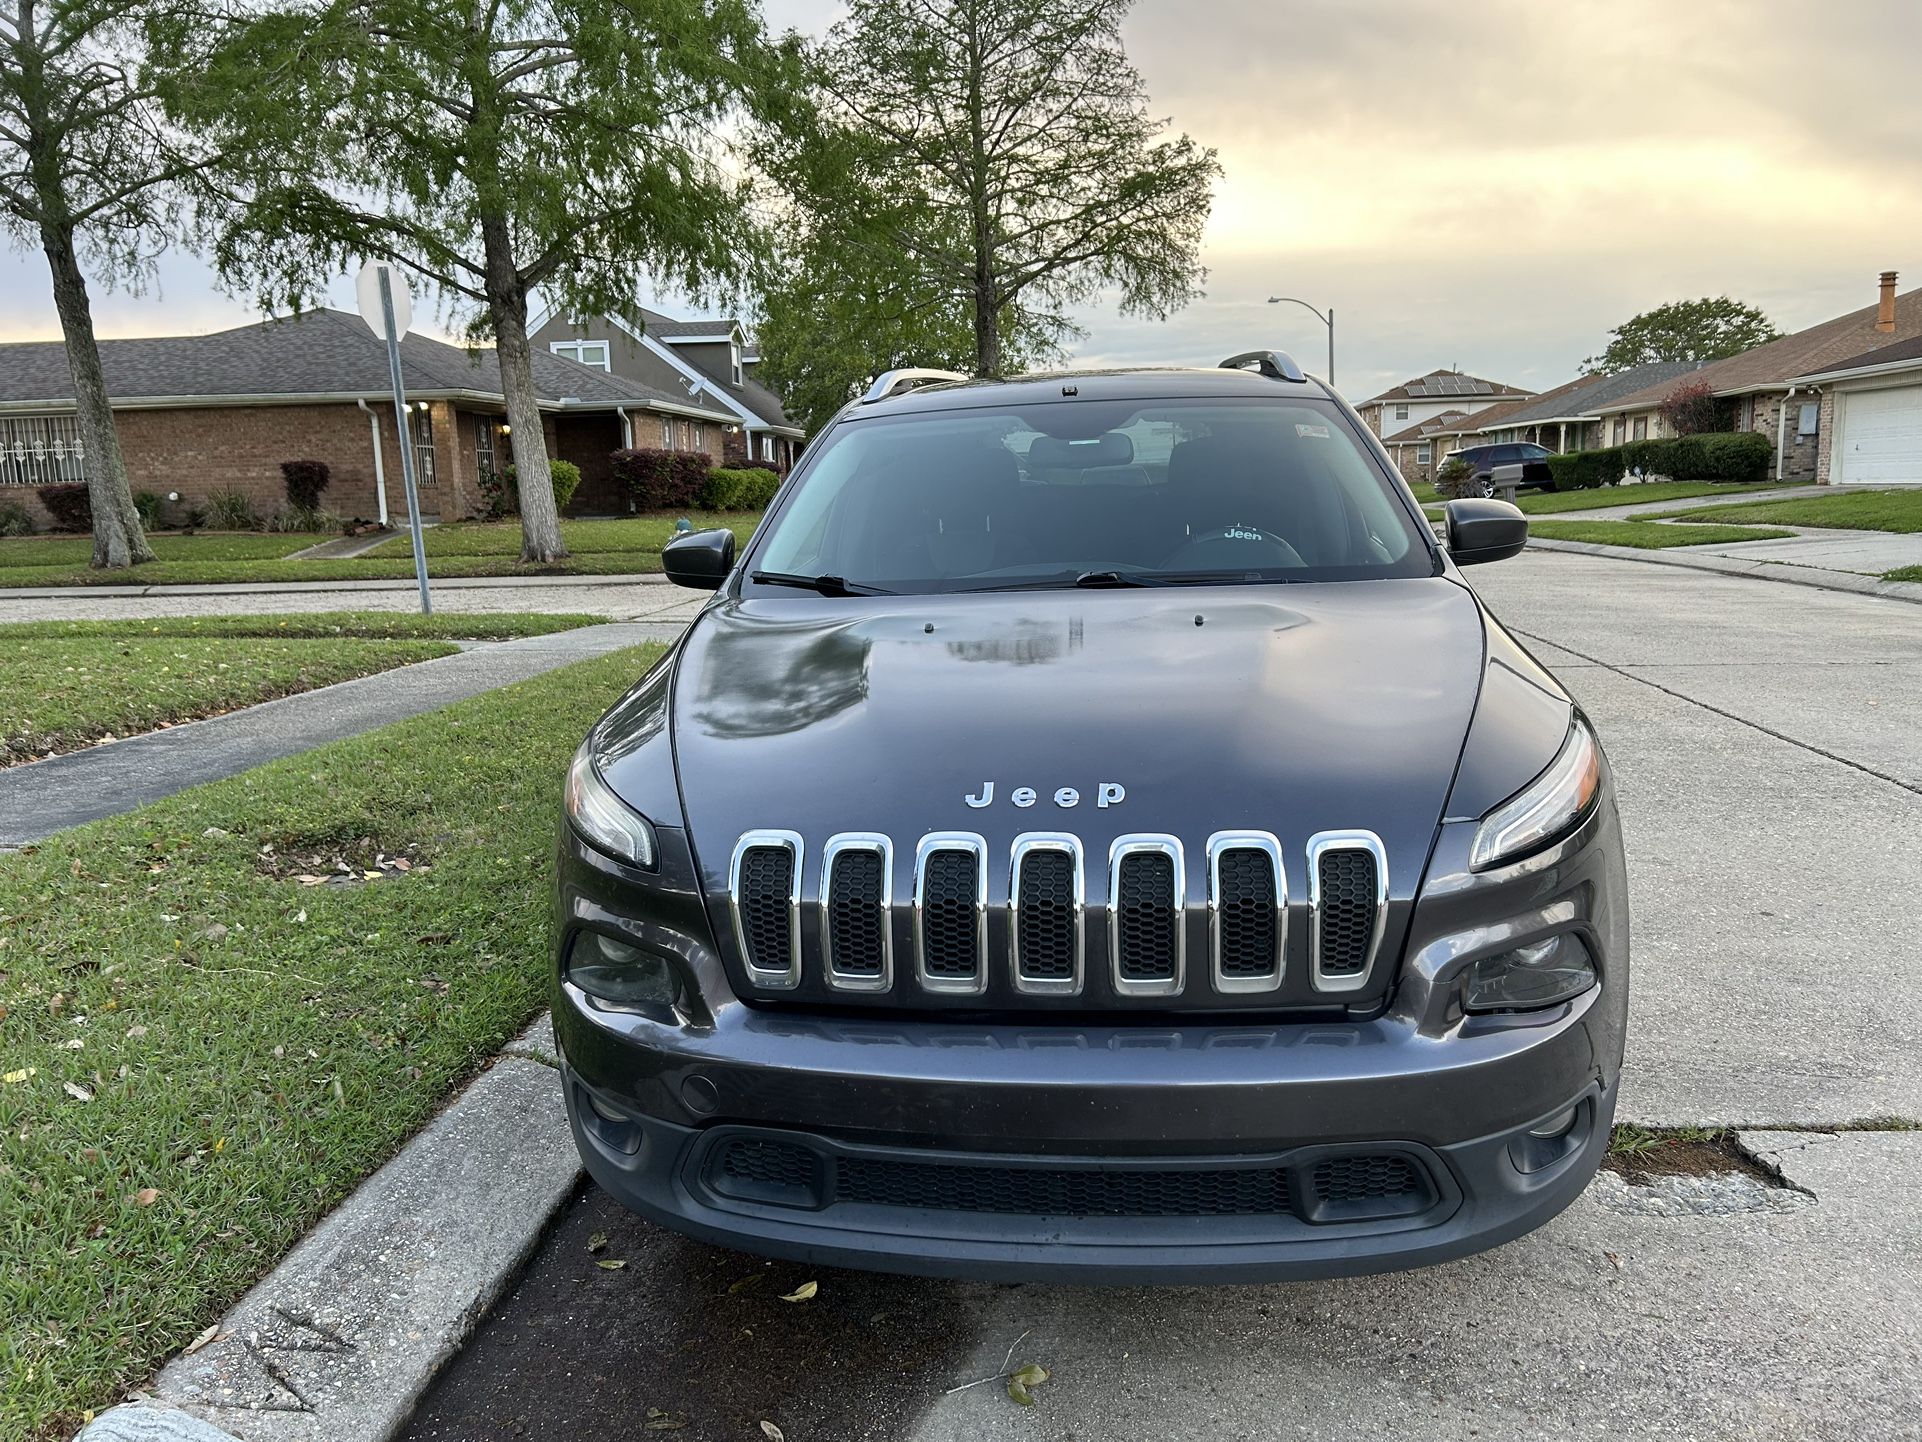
[827,848,885,978]
[1311,1154,1421,1205]
[720,1137,820,1189]
[837,1157,1290,1217]
[920,849,980,980]
[738,845,794,974]
[1115,850,1178,982]
[1216,848,1279,979]
[1316,848,1378,978]
[1016,848,1076,982]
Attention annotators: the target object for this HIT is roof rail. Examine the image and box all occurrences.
[861,368,970,404]
[1220,350,1308,384]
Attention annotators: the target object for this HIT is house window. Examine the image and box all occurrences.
[410,403,437,487]
[549,339,611,372]
[1416,445,1432,464]
[1797,401,1820,437]
[1632,417,1648,441]
[0,414,88,486]
[731,341,744,387]
[1394,404,1409,420]
[660,416,673,447]
[1613,419,1626,445]
[759,434,775,462]
[475,415,499,479]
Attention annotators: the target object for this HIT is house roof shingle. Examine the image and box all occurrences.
[1480,361,1708,429]
[1794,330,1922,380]
[1381,409,1469,445]
[1362,368,1533,406]
[0,309,738,420]
[633,307,800,433]
[1592,286,1922,413]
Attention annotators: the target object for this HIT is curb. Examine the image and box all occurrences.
[77,1014,576,1442]
[0,572,671,600]
[1524,538,1922,606]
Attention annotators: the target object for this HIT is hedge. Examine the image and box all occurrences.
[610,448,710,509]
[280,459,331,510]
[700,466,782,510]
[1546,431,1772,489]
[34,482,92,531]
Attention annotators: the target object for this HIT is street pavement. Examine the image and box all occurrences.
[397,549,1922,1441]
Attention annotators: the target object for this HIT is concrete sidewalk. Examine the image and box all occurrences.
[0,622,677,847]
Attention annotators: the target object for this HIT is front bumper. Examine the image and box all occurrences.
[553,787,1629,1284]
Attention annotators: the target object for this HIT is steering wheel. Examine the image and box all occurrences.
[1163,523,1305,571]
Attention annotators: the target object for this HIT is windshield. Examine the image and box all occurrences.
[751,396,1434,594]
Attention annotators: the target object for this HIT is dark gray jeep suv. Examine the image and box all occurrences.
[553,351,1628,1284]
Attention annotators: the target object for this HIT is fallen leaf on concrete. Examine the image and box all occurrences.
[644,1408,686,1430]
[183,1324,227,1355]
[779,1281,818,1303]
[1010,1363,1049,1387]
[760,1422,785,1442]
[1007,1378,1036,1406]
[595,1258,627,1271]
[587,1231,608,1253]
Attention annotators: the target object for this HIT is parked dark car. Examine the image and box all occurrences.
[1440,441,1558,493]
[554,352,1628,1284]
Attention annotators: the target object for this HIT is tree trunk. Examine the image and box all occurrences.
[480,211,566,563]
[972,278,1001,378]
[41,220,154,568]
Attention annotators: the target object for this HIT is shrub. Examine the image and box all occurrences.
[34,482,93,531]
[500,457,582,514]
[610,448,710,509]
[204,486,259,531]
[280,459,331,510]
[1545,455,1580,490]
[1434,457,1482,499]
[700,466,782,510]
[265,504,339,533]
[0,499,33,536]
[1547,431,1772,488]
[1657,380,1732,438]
[474,468,511,520]
[131,489,165,527]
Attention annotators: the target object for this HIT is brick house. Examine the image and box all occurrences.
[1378,409,1470,483]
[1355,369,1533,441]
[1587,271,1922,483]
[0,308,744,528]
[529,307,806,471]
[1787,331,1922,486]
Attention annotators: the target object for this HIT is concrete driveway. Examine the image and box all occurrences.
[399,551,1922,1442]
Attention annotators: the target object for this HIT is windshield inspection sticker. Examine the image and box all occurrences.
[1295,423,1331,439]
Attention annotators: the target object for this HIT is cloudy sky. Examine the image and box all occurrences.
[3,0,1918,403]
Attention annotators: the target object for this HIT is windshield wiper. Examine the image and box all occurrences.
[1071,570,1169,588]
[750,570,895,597]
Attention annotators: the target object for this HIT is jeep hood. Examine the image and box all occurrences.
[644,582,1486,897]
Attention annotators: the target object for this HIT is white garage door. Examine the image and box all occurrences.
[1836,384,1922,485]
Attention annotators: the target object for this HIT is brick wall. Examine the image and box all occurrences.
[1746,393,1823,484]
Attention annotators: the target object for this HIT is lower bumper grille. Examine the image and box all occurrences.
[702,1133,1439,1225]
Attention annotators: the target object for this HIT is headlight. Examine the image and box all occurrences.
[1464,932,1597,1012]
[1470,717,1600,870]
[564,740,657,869]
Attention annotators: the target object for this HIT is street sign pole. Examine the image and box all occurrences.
[373,265,432,615]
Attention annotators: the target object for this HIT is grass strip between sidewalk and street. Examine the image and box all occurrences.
[1528,519,1797,550]
[362,512,763,558]
[0,611,601,642]
[0,643,663,1440]
[1634,488,1922,532]
[1,636,458,767]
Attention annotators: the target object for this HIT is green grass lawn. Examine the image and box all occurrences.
[0,514,764,588]
[1638,488,1922,532]
[1518,481,1782,515]
[0,643,661,1437]
[1528,519,1798,550]
[0,532,315,568]
[0,611,600,642]
[369,512,763,559]
[1409,481,1442,505]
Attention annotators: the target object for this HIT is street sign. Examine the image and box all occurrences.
[356,259,413,338]
[356,261,432,615]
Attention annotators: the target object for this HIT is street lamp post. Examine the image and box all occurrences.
[1266,296,1334,385]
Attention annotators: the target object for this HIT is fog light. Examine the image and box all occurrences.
[1528,1106,1580,1140]
[1464,933,1596,1012]
[568,931,684,1009]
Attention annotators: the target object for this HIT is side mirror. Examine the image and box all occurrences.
[661,527,737,590]
[1445,498,1528,567]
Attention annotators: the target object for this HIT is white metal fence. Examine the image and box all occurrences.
[0,415,89,487]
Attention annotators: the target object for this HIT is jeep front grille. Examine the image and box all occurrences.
[821,833,891,992]
[1309,831,1387,993]
[1208,832,1285,993]
[1110,836,1183,996]
[914,833,987,994]
[1011,834,1082,994]
[730,831,802,988]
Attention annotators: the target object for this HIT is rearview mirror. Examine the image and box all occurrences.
[662,527,737,590]
[1445,498,1528,567]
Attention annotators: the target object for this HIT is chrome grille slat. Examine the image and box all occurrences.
[1010,833,1083,996]
[1207,831,1285,994]
[1307,830,1387,994]
[820,833,892,993]
[1108,835,1184,997]
[914,832,988,994]
[730,830,803,989]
